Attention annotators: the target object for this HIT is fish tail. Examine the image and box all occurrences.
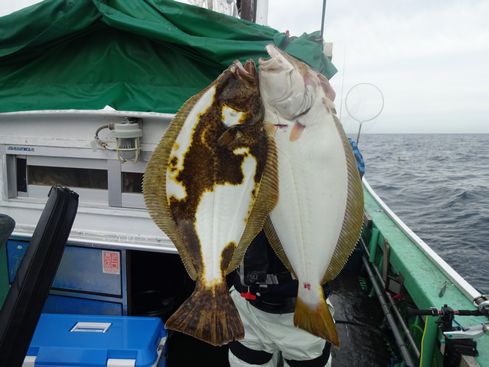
[294,289,339,346]
[165,280,244,346]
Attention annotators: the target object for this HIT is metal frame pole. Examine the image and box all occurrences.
[320,0,327,39]
[362,255,417,367]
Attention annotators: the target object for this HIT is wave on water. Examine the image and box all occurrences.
[359,134,489,295]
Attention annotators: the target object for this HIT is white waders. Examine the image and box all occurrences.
[229,287,333,367]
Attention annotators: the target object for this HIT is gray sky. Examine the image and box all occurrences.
[2,0,488,133]
[268,0,489,134]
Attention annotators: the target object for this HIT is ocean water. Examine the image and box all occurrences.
[359,134,488,295]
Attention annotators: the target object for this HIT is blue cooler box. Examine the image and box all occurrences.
[23,314,167,367]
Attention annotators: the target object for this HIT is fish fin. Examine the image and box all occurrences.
[165,280,244,346]
[143,90,207,281]
[263,122,277,137]
[217,126,238,146]
[263,216,295,275]
[217,125,249,147]
[294,294,339,346]
[225,135,279,273]
[289,121,305,141]
[322,116,364,283]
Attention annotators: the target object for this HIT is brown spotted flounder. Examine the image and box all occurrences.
[143,60,278,346]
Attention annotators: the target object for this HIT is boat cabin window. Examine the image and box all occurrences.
[6,154,146,209]
[27,166,108,190]
[122,172,143,193]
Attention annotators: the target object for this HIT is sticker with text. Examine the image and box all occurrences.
[102,251,120,275]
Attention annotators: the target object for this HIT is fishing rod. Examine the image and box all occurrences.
[359,237,420,361]
[408,303,489,339]
[408,306,488,318]
[362,255,418,367]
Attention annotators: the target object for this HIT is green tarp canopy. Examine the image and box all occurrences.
[0,0,336,114]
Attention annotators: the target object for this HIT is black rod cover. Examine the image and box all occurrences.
[0,186,79,367]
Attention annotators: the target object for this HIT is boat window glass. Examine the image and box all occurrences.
[27,166,108,189]
[122,172,143,193]
[16,158,27,192]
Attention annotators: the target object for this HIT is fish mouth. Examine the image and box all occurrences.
[259,44,292,73]
[233,60,256,81]
[258,56,274,68]
[265,44,282,58]
[258,45,278,68]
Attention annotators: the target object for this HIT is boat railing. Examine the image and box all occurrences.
[363,178,482,302]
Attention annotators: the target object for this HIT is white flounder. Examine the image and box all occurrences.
[259,45,364,346]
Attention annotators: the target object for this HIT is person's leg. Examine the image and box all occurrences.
[229,288,278,367]
[229,347,279,367]
[263,300,335,367]
[272,321,330,367]
[282,341,331,367]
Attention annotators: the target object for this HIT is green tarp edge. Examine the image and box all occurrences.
[0,0,337,114]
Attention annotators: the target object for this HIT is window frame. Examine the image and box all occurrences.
[4,147,146,209]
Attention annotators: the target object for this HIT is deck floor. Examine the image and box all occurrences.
[329,270,392,367]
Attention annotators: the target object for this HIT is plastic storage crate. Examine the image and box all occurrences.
[23,314,166,367]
